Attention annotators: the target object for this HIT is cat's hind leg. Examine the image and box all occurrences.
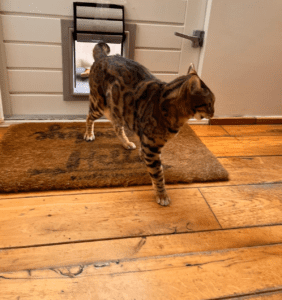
[84,95,104,141]
[113,124,136,150]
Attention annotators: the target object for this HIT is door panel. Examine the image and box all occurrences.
[199,0,282,117]
[0,0,206,118]
[178,0,207,75]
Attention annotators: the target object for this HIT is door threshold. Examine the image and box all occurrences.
[0,117,209,127]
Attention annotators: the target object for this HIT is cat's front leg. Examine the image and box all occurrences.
[84,114,96,141]
[141,144,170,206]
[113,125,136,150]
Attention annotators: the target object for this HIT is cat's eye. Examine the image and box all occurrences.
[195,104,206,109]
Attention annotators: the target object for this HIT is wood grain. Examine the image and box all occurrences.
[200,136,282,157]
[231,291,282,300]
[1,124,282,299]
[190,125,229,137]
[256,118,282,125]
[217,156,282,187]
[200,183,282,228]
[1,244,282,300]
[0,188,220,248]
[223,125,282,136]
[210,117,257,125]
[1,225,281,273]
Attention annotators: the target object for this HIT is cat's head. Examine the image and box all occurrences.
[187,63,215,120]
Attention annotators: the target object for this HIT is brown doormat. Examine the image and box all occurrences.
[0,122,228,193]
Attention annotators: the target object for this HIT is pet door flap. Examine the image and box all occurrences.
[72,2,125,88]
[73,2,125,48]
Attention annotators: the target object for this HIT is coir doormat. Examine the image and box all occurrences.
[0,122,229,193]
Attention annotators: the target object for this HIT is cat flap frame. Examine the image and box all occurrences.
[61,8,136,101]
[73,2,125,84]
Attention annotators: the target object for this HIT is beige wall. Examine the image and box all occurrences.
[0,0,186,116]
[199,0,282,117]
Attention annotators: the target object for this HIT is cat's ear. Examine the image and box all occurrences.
[187,63,197,75]
[188,76,201,94]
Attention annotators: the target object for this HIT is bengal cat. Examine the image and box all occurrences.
[85,42,215,206]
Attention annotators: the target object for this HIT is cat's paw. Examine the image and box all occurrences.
[123,142,136,150]
[84,132,95,142]
[156,193,171,206]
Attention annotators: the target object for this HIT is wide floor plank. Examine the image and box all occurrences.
[1,225,281,273]
[1,124,282,299]
[223,125,282,136]
[200,183,282,228]
[200,136,282,157]
[217,156,282,186]
[190,125,229,137]
[0,188,220,249]
[231,291,282,300]
[1,244,282,300]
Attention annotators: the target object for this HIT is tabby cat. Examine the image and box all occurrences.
[85,42,215,206]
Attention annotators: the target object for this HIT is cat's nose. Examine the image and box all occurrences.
[209,108,214,118]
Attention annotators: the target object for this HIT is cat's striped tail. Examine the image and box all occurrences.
[93,42,110,62]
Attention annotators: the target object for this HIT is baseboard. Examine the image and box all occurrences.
[210,116,282,125]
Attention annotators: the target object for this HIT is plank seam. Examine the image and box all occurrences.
[1,224,281,251]
[7,67,63,71]
[1,181,282,201]
[135,47,181,51]
[219,125,231,136]
[198,188,223,229]
[206,287,282,300]
[4,40,62,46]
[0,11,73,19]
[9,92,64,96]
[9,92,64,95]
[217,155,282,158]
[1,242,282,275]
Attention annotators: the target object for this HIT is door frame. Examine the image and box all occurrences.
[0,15,11,120]
[178,0,208,75]
[0,1,210,125]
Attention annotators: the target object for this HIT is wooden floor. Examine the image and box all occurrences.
[0,124,282,300]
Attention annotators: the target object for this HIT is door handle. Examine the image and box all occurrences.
[174,30,205,48]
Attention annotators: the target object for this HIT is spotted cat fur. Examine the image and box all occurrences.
[85,42,215,206]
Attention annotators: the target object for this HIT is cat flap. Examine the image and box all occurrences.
[73,2,125,47]
[72,2,125,87]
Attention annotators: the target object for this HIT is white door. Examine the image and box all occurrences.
[0,0,207,120]
[199,0,282,117]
